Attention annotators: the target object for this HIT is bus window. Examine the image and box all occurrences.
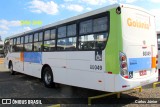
[80,20,92,35]
[65,37,77,50]
[17,37,20,44]
[29,34,33,43]
[44,30,50,40]
[43,40,55,51]
[25,35,28,43]
[93,16,108,32]
[51,29,56,39]
[34,33,38,42]
[79,33,107,50]
[39,32,43,41]
[34,42,42,51]
[24,43,32,51]
[21,37,24,44]
[58,26,66,38]
[67,24,76,37]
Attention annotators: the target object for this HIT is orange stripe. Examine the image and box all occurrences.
[152,57,156,68]
[20,52,24,61]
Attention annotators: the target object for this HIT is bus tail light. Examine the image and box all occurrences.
[120,52,128,78]
[121,62,127,68]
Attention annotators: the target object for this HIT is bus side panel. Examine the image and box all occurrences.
[8,53,24,73]
[23,52,42,78]
[43,51,106,91]
[105,8,122,74]
[66,51,105,91]
[42,52,67,84]
[104,8,123,91]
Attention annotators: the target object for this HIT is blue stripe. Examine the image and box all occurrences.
[128,57,151,72]
[24,52,42,64]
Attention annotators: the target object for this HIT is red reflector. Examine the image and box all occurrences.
[156,55,158,58]
[98,80,102,82]
[122,85,127,88]
[142,46,147,48]
[124,75,128,79]
[156,60,158,64]
[108,72,112,74]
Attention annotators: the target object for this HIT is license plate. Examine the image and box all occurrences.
[139,70,147,76]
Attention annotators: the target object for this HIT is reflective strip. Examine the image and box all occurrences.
[152,57,156,68]
[20,52,24,62]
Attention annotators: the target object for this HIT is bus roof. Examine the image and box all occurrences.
[8,3,153,39]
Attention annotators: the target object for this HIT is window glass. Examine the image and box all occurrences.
[58,26,66,38]
[24,43,32,51]
[34,33,38,42]
[79,33,107,50]
[29,35,33,42]
[57,38,66,50]
[65,37,77,50]
[43,40,55,51]
[10,39,13,45]
[57,37,77,51]
[80,20,92,35]
[34,42,42,51]
[93,16,108,32]
[21,37,24,44]
[67,24,76,36]
[11,45,16,52]
[15,44,23,52]
[17,37,20,44]
[44,30,50,40]
[51,29,56,39]
[14,38,17,45]
[25,35,28,43]
[39,32,43,41]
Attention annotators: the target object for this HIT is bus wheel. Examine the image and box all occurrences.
[42,67,54,88]
[9,62,15,75]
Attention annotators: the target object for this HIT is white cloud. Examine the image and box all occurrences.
[80,0,107,5]
[150,0,160,3]
[0,19,21,30]
[0,19,31,40]
[120,0,138,3]
[150,9,160,30]
[86,7,92,11]
[64,0,74,2]
[0,25,9,30]
[23,27,32,31]
[80,0,117,5]
[62,4,84,12]
[29,0,58,15]
[108,0,118,4]
[0,31,7,35]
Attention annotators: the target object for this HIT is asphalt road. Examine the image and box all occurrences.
[0,64,160,107]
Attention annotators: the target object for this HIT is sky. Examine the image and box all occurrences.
[0,0,160,40]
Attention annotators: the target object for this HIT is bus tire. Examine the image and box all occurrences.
[9,62,15,75]
[42,67,54,88]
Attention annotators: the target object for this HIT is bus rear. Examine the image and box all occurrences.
[115,5,158,91]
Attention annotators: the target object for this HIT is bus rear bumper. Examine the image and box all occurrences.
[113,72,158,92]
